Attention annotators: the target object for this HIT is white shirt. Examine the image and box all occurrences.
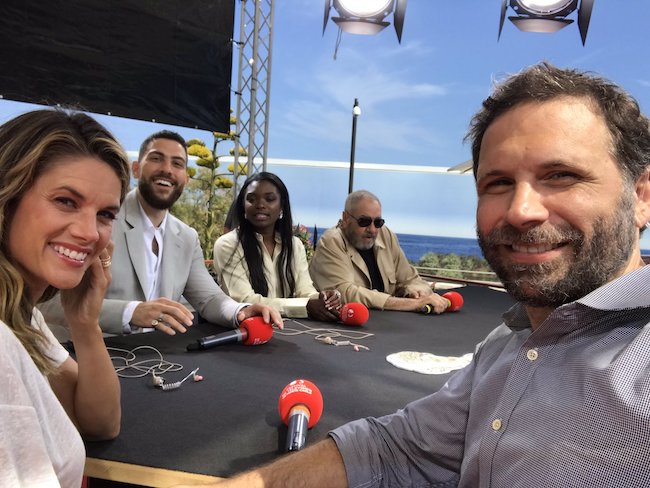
[121,204,168,333]
[0,310,85,487]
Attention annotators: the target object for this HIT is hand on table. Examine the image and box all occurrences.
[306,290,341,322]
[417,292,449,314]
[131,298,194,335]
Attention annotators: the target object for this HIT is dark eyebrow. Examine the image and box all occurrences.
[147,150,187,166]
[59,185,121,213]
[476,169,507,181]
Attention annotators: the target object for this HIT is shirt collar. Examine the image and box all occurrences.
[502,264,650,332]
[137,199,168,235]
[254,231,281,244]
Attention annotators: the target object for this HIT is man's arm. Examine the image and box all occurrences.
[183,230,243,327]
[174,439,347,488]
[385,229,433,296]
[384,293,449,313]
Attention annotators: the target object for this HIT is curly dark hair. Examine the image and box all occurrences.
[465,61,650,185]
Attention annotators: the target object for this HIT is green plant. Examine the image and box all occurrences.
[171,112,248,260]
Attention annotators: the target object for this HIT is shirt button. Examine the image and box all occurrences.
[527,349,538,361]
[491,419,502,431]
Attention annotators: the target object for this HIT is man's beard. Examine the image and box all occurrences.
[138,177,183,210]
[477,192,636,308]
[344,226,376,250]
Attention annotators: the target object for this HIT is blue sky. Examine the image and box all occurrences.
[1,1,649,249]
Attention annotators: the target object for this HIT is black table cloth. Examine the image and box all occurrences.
[85,286,514,478]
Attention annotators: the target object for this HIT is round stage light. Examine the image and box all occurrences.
[515,0,576,15]
[336,0,393,18]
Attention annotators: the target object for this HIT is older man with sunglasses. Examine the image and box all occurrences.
[309,190,449,313]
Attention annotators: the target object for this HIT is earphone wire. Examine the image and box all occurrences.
[277,319,374,350]
[108,345,184,379]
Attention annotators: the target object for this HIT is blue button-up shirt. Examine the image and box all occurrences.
[332,265,650,487]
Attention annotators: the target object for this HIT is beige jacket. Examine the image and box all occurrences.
[213,230,319,318]
[309,226,431,309]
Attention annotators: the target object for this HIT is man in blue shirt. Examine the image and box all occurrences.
[179,63,650,488]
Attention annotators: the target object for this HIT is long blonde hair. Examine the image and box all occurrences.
[0,110,130,373]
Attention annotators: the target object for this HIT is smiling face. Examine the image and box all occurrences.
[244,179,282,235]
[476,97,643,310]
[7,157,122,302]
[133,137,188,210]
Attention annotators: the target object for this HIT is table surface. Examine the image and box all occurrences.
[85,286,514,481]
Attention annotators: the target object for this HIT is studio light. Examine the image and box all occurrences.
[323,0,407,43]
[498,0,595,45]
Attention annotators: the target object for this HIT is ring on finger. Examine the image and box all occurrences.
[151,314,165,328]
[100,258,112,268]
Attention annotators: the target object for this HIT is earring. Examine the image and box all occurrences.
[279,211,283,219]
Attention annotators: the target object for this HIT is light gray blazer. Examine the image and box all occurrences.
[41,189,241,336]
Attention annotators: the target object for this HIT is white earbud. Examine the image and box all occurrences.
[152,372,164,387]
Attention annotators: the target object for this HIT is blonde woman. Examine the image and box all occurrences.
[0,110,130,486]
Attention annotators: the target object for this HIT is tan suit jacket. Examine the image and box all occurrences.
[309,226,431,309]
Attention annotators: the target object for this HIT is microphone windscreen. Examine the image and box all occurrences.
[239,316,274,345]
[278,379,323,428]
[442,291,464,312]
[340,302,369,326]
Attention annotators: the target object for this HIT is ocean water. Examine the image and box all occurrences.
[313,228,482,262]
[397,234,482,262]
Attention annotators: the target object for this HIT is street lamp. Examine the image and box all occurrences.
[348,98,361,194]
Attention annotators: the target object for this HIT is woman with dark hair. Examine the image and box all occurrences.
[0,109,130,485]
[214,172,340,321]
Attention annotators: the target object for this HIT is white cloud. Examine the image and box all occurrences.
[272,45,449,158]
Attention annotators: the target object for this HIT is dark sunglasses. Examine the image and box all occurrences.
[347,211,385,228]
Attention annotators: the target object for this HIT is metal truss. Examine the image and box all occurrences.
[232,0,275,196]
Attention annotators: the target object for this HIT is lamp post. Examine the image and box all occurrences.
[348,98,361,194]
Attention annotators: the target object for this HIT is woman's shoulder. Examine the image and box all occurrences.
[0,320,41,375]
[215,229,240,249]
[0,320,21,352]
[216,229,238,242]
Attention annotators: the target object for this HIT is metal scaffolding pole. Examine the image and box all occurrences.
[233,0,275,197]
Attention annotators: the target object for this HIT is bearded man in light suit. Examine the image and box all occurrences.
[42,130,281,337]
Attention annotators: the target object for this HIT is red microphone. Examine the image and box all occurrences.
[186,316,273,351]
[420,291,464,314]
[339,302,369,326]
[278,379,324,451]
